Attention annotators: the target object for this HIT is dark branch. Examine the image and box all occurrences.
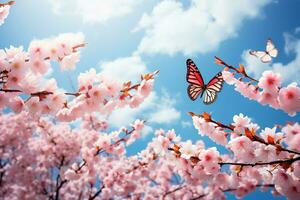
[89,185,105,200]
[191,184,275,200]
[219,156,300,167]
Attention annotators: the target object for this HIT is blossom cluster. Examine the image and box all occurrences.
[0,1,13,26]
[216,57,300,116]
[0,4,300,200]
[0,31,156,121]
[166,113,300,199]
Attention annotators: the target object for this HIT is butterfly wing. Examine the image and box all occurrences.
[186,59,205,101]
[203,72,224,104]
[261,54,272,63]
[203,89,217,105]
[249,50,272,63]
[266,39,278,58]
[186,59,205,86]
[187,84,203,101]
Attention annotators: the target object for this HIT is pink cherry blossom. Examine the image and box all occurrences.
[0,5,10,25]
[222,70,236,85]
[60,52,80,71]
[258,71,281,93]
[282,123,300,151]
[0,11,299,200]
[179,140,197,159]
[232,113,251,133]
[278,83,300,116]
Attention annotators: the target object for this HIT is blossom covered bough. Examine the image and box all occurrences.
[1,3,300,200]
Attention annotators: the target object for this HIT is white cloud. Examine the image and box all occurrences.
[241,30,300,84]
[134,0,271,55]
[148,107,180,124]
[181,120,192,128]
[108,92,157,128]
[108,90,181,136]
[99,55,147,83]
[148,92,181,124]
[141,125,153,138]
[48,0,143,24]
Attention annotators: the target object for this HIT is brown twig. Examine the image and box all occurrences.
[219,156,300,167]
[88,185,105,200]
[215,56,259,83]
[191,184,275,200]
[189,112,300,156]
[0,1,14,7]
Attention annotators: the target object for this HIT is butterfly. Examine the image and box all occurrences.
[186,59,224,104]
[249,38,278,63]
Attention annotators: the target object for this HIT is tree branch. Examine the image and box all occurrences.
[219,156,300,167]
[214,56,259,83]
[0,1,14,7]
[88,185,105,200]
[191,184,275,200]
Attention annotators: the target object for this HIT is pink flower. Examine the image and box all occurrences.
[8,96,24,113]
[282,123,300,151]
[254,144,277,162]
[25,97,41,114]
[0,49,8,71]
[78,68,98,91]
[232,113,251,133]
[138,79,153,97]
[60,52,80,71]
[222,70,236,85]
[64,169,80,181]
[273,169,294,195]
[47,93,66,113]
[6,70,23,88]
[132,119,144,131]
[28,40,48,59]
[8,53,26,75]
[5,46,25,61]
[88,85,105,103]
[199,147,220,174]
[227,136,254,160]
[29,58,51,74]
[18,72,40,94]
[293,161,300,179]
[0,5,10,25]
[129,95,144,108]
[258,71,281,93]
[260,127,283,144]
[179,140,197,159]
[278,83,300,116]
[258,91,279,108]
[0,92,9,109]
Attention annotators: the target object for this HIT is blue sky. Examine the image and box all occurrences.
[1,0,300,199]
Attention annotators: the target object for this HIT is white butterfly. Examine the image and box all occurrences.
[249,39,278,63]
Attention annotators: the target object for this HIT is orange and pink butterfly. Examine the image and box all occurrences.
[186,59,223,104]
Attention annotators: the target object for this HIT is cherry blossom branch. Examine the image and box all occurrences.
[0,1,14,7]
[189,112,300,156]
[219,156,300,167]
[95,127,138,155]
[20,43,86,63]
[215,56,259,83]
[53,157,67,200]
[0,70,158,101]
[0,159,7,188]
[191,184,275,200]
[163,185,185,199]
[73,126,139,174]
[88,185,105,200]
